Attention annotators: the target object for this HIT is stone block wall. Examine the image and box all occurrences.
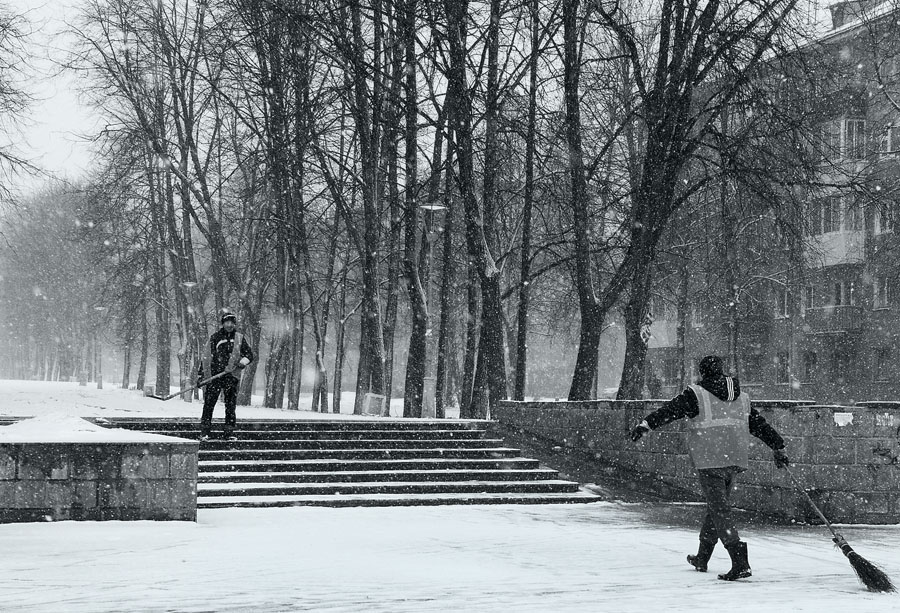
[0,442,198,523]
[495,400,900,524]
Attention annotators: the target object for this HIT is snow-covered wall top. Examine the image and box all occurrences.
[0,413,194,443]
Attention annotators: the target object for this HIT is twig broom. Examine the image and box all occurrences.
[785,467,895,593]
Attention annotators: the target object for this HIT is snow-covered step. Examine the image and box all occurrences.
[197,447,523,461]
[111,418,487,432]
[198,479,580,497]
[185,438,506,450]
[106,417,601,508]
[198,457,543,473]
[198,468,561,483]
[197,490,602,508]
[143,428,489,440]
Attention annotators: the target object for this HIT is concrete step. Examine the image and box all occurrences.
[189,438,504,450]
[196,490,603,508]
[107,417,598,508]
[198,479,581,497]
[198,457,543,473]
[198,468,562,484]
[106,418,488,432]
[197,447,523,461]
[142,429,488,441]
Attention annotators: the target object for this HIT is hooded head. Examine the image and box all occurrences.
[698,355,724,379]
[221,312,237,331]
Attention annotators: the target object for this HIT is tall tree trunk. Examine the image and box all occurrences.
[401,0,427,418]
[444,0,505,418]
[121,342,131,390]
[617,262,654,399]
[333,263,350,414]
[461,265,479,418]
[564,0,602,400]
[676,259,689,389]
[136,300,148,391]
[348,0,387,413]
[435,137,455,418]
[514,0,539,401]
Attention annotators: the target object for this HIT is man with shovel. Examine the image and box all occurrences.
[629,355,790,582]
[198,311,254,441]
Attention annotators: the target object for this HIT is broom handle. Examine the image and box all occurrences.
[784,467,840,540]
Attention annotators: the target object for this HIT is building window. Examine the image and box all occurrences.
[822,196,840,233]
[743,354,763,383]
[822,120,841,158]
[843,198,862,231]
[803,285,815,312]
[880,125,900,156]
[774,287,789,318]
[806,196,859,234]
[845,119,867,159]
[775,351,790,383]
[830,349,854,383]
[874,348,891,382]
[661,357,680,387]
[875,201,897,235]
[803,351,817,381]
[806,199,820,236]
[874,275,892,309]
[691,306,705,328]
[831,280,856,306]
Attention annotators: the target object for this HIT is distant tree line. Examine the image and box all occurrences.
[3,1,896,414]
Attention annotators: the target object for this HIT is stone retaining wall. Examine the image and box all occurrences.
[0,441,198,523]
[496,400,900,524]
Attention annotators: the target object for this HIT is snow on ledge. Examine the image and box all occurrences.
[0,413,194,444]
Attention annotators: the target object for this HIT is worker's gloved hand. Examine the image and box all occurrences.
[773,448,790,469]
[630,421,650,442]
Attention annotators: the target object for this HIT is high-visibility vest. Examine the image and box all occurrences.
[686,380,751,470]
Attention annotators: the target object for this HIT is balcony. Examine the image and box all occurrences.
[802,305,863,334]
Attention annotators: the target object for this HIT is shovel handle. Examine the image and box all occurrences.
[153,370,231,401]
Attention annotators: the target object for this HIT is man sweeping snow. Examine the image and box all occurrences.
[629,355,790,581]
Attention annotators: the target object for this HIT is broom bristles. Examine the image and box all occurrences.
[838,542,896,593]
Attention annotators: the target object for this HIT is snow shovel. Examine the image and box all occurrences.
[785,467,895,592]
[149,371,230,401]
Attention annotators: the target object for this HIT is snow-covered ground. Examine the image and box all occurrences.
[0,379,457,420]
[1,380,899,612]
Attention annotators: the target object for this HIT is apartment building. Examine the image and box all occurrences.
[646,1,900,404]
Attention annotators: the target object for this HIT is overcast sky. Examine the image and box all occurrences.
[10,0,96,194]
[4,0,834,198]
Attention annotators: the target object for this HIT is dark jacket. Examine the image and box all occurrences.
[642,374,785,451]
[200,328,254,380]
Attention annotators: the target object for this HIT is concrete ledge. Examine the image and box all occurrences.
[0,416,198,523]
[496,400,900,524]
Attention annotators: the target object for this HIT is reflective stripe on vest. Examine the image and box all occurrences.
[685,381,751,470]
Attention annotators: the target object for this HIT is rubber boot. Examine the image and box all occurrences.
[687,541,715,572]
[718,541,752,581]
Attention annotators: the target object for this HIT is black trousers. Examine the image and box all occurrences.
[696,466,742,548]
[200,375,239,436]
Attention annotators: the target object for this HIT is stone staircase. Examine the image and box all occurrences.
[107,418,601,508]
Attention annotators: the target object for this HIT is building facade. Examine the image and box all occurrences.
[647,1,900,404]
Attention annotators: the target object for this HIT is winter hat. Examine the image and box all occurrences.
[699,355,724,378]
[221,312,237,325]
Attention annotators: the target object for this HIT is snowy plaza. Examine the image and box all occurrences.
[0,381,899,612]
